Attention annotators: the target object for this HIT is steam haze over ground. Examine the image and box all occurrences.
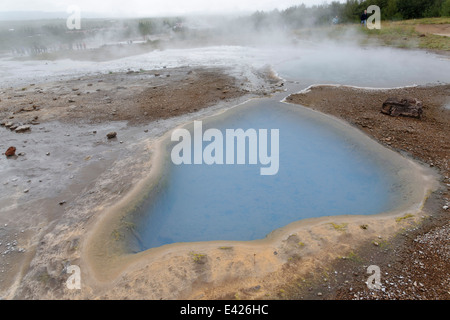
[0,0,347,18]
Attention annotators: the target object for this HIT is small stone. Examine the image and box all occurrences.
[46,152,50,156]
[15,125,31,133]
[5,147,16,157]
[24,189,29,193]
[443,205,448,210]
[317,292,322,296]
[59,200,66,205]
[107,132,117,139]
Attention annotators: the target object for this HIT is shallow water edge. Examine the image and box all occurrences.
[82,86,439,286]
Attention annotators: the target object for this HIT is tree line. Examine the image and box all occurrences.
[249,0,450,29]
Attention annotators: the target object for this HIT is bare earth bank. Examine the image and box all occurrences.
[0,66,282,299]
[285,84,449,300]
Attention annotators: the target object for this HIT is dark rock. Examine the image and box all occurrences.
[381,97,423,119]
[107,132,117,139]
[5,146,16,157]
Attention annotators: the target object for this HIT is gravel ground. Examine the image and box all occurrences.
[285,84,450,300]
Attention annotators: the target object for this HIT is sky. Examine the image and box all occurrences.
[0,0,345,17]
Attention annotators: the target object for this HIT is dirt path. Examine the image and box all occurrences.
[416,24,450,37]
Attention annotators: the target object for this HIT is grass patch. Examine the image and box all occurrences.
[373,239,391,250]
[36,271,51,285]
[111,229,123,241]
[189,252,207,264]
[395,213,415,223]
[401,17,450,25]
[345,250,363,263]
[121,220,136,230]
[359,18,450,51]
[330,222,348,232]
[418,34,450,51]
[307,18,450,51]
[218,246,233,250]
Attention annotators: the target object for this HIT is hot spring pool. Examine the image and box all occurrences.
[130,98,409,251]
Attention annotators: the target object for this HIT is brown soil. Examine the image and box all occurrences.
[0,66,264,127]
[285,84,450,299]
[415,24,450,37]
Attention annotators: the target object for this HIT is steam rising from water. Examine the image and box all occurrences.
[1,42,449,89]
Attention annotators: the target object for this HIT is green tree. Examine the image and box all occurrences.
[440,0,450,16]
[383,0,403,20]
[397,0,431,19]
[424,0,445,17]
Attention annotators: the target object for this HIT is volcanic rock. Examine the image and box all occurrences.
[381,97,423,119]
[5,147,16,157]
[106,132,117,139]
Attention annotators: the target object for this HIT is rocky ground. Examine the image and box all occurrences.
[0,66,282,299]
[0,66,278,127]
[285,84,449,299]
[0,63,448,300]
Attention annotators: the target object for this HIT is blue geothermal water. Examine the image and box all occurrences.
[131,47,449,251]
[132,100,398,250]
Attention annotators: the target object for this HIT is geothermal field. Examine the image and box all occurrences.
[0,1,449,305]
